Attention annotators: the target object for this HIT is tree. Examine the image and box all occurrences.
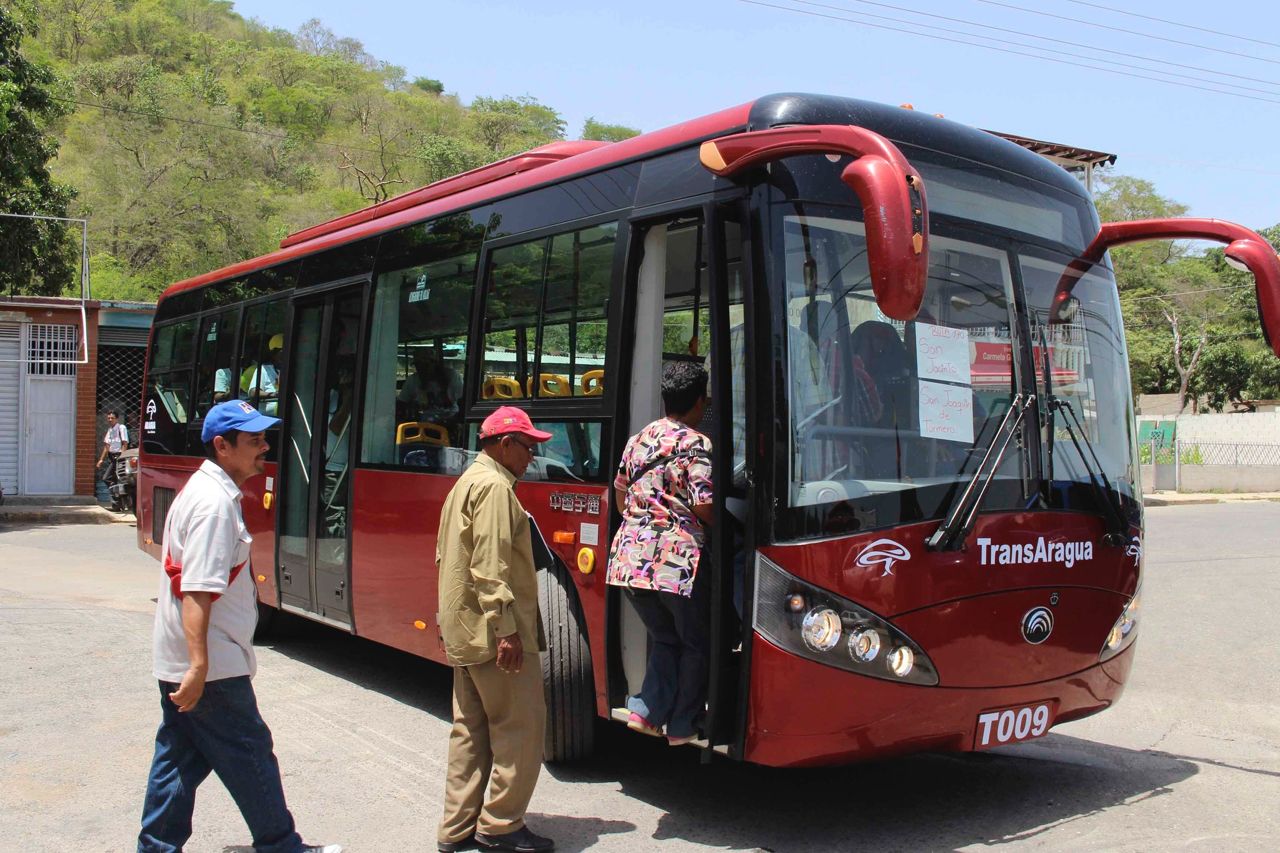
[470,95,565,156]
[0,7,78,296]
[412,76,443,96]
[582,117,639,142]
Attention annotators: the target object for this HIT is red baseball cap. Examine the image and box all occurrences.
[478,406,553,442]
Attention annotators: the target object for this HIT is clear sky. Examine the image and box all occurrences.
[229,0,1279,231]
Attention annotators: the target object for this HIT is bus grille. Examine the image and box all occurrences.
[152,487,176,544]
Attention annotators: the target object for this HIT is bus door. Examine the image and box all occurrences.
[617,200,751,755]
[277,283,368,629]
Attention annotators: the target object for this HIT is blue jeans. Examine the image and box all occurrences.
[138,676,303,853]
[625,571,710,738]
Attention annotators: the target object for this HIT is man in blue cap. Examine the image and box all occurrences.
[138,400,341,853]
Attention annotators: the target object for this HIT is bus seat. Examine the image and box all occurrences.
[581,369,605,396]
[396,421,450,447]
[528,373,571,397]
[483,377,523,399]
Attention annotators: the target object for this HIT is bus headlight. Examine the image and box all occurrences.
[848,627,881,663]
[753,553,939,686]
[887,646,915,677]
[1100,587,1141,661]
[801,607,842,651]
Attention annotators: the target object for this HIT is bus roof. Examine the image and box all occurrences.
[158,93,1093,304]
[158,101,754,300]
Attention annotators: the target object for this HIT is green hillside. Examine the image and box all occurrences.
[5,0,636,301]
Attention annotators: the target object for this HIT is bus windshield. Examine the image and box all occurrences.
[771,161,1137,537]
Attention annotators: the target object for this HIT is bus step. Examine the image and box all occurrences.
[609,707,728,754]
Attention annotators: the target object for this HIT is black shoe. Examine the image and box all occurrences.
[439,834,477,852]
[475,826,555,853]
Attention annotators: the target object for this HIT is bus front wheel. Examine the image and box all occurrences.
[538,560,595,762]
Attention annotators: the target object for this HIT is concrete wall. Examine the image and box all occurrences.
[1138,412,1280,444]
[1137,413,1280,492]
[1178,465,1280,492]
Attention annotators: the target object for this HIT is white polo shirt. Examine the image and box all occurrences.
[152,460,258,683]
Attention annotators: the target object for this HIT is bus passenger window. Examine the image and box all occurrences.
[463,420,607,483]
[239,301,287,419]
[481,240,546,400]
[193,309,239,420]
[362,216,482,469]
[142,317,197,456]
[479,222,618,403]
[542,223,616,397]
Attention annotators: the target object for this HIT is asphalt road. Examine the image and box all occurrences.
[1,505,1277,852]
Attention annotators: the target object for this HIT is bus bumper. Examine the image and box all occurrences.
[742,633,1136,768]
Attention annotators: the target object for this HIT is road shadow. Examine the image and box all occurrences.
[545,723,1199,852]
[258,611,455,721]
[259,617,1199,852]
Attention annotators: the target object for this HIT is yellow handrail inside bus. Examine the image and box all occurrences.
[581,369,604,396]
[396,421,450,447]
[482,377,523,399]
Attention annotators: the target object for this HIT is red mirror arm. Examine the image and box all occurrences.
[699,125,929,321]
[1053,219,1280,357]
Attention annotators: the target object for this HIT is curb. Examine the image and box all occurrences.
[0,506,130,526]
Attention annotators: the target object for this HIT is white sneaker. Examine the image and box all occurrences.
[302,846,342,853]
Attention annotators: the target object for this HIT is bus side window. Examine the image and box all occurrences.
[479,224,618,402]
[363,217,483,470]
[462,420,607,483]
[238,299,287,461]
[193,309,240,421]
[143,317,197,456]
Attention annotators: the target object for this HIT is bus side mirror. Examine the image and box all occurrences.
[1054,219,1280,358]
[699,124,929,321]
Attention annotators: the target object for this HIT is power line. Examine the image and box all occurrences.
[1066,0,1280,52]
[976,0,1280,67]
[52,96,437,165]
[1126,284,1254,301]
[739,1,1280,105]
[791,0,1280,92]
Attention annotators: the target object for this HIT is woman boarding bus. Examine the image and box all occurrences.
[135,93,1280,767]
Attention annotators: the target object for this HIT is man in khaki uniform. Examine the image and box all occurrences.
[436,406,554,853]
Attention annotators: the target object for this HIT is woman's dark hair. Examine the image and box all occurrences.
[203,429,242,460]
[661,361,708,416]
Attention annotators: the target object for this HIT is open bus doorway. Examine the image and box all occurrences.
[612,204,751,754]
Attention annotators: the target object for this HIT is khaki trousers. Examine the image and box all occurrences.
[438,653,546,843]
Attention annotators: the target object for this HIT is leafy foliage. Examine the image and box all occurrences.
[8,1,643,302]
[582,117,640,142]
[1096,173,1280,411]
[0,4,78,296]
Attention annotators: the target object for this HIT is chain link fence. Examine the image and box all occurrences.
[94,344,146,502]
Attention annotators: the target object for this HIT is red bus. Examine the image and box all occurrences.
[136,93,1280,767]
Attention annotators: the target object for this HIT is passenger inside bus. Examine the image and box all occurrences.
[243,334,284,416]
[398,345,462,424]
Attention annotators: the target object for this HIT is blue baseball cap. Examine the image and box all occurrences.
[202,400,281,443]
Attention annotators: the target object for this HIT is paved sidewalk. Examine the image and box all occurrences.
[1143,491,1280,507]
[0,495,135,526]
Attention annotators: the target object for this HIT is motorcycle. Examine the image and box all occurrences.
[107,448,139,514]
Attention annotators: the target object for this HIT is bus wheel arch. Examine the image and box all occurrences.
[537,556,596,762]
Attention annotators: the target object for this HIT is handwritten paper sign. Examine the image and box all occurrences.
[918,379,974,443]
[915,322,972,385]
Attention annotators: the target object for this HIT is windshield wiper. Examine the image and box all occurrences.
[1045,396,1129,545]
[926,393,1034,552]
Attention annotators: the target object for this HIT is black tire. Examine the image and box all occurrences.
[538,560,596,762]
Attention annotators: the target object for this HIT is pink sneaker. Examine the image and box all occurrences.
[626,711,662,737]
[666,733,696,746]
